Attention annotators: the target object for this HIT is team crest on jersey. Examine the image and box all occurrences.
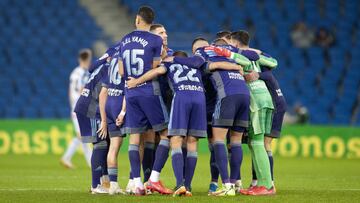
[276,89,283,97]
[194,50,202,56]
[81,88,90,97]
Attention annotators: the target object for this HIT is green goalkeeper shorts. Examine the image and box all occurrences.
[249,108,273,135]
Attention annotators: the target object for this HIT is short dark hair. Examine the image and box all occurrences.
[216,30,231,40]
[230,30,250,46]
[212,38,228,46]
[172,50,188,57]
[191,37,208,49]
[150,24,164,32]
[137,6,155,24]
[78,49,91,61]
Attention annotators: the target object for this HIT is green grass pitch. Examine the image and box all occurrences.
[1,153,359,203]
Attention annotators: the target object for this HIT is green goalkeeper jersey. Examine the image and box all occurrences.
[232,53,274,112]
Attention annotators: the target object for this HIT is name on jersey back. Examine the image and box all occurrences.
[122,36,149,47]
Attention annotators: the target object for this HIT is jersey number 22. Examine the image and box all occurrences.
[169,64,199,84]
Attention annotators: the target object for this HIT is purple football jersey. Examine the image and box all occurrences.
[158,47,175,109]
[195,46,250,99]
[260,67,287,111]
[74,62,109,118]
[120,30,163,98]
[103,45,125,97]
[163,56,205,93]
[164,56,207,137]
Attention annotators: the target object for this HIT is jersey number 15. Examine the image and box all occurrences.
[123,49,144,76]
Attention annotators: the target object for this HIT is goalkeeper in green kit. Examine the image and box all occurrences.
[211,30,277,195]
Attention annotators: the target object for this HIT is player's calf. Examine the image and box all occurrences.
[170,136,184,189]
[184,136,199,193]
[107,136,124,195]
[212,127,232,188]
[207,140,219,194]
[147,133,172,195]
[229,130,243,186]
[91,140,109,194]
[142,130,156,183]
[264,136,274,186]
[128,134,146,195]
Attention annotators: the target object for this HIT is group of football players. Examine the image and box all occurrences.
[70,6,287,197]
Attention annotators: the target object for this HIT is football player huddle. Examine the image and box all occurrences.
[73,6,286,197]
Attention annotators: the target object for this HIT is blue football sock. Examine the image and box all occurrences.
[108,167,118,182]
[152,139,169,173]
[91,140,108,188]
[209,143,219,182]
[182,146,187,177]
[171,148,184,187]
[128,144,141,178]
[214,141,230,184]
[230,142,242,183]
[142,142,155,182]
[184,151,198,189]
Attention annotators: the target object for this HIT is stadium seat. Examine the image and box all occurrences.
[4,107,21,118]
[23,107,39,118]
[39,107,57,118]
[0,0,101,118]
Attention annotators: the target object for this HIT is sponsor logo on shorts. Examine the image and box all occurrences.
[178,84,204,92]
[107,88,123,96]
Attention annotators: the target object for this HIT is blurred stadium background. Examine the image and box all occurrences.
[0,0,359,125]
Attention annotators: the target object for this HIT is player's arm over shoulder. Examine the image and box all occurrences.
[127,65,167,88]
[208,61,243,72]
[173,55,206,68]
[248,48,277,69]
[141,65,167,81]
[258,53,278,69]
[212,46,252,66]
[152,35,163,69]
